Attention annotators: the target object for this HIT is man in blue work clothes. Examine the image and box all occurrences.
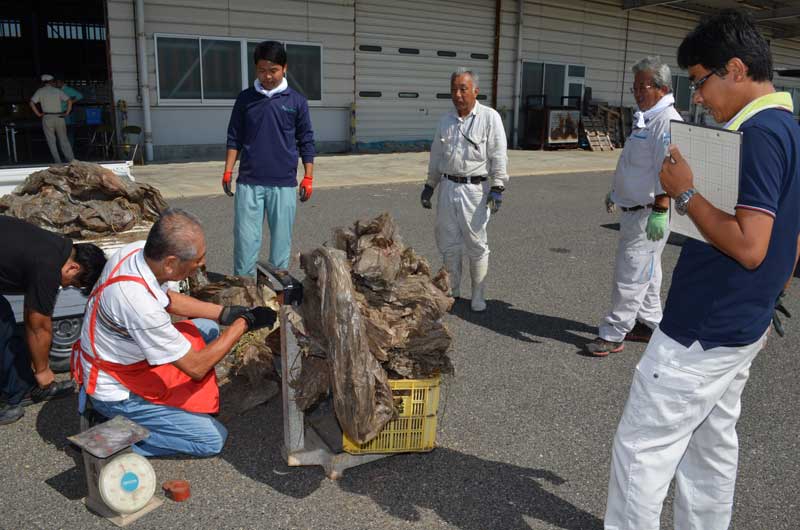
[223,40,315,275]
[605,10,800,530]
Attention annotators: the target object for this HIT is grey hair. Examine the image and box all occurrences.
[144,208,204,261]
[632,56,672,91]
[451,67,479,89]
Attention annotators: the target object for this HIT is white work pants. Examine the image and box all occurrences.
[42,115,75,163]
[605,327,767,530]
[599,209,668,342]
[435,177,490,262]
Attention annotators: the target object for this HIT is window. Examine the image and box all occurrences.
[671,75,691,111]
[47,22,105,41]
[155,34,322,104]
[202,39,242,99]
[359,91,382,97]
[286,43,322,101]
[398,92,419,98]
[399,48,420,54]
[471,53,489,60]
[476,94,487,101]
[437,50,456,57]
[0,20,21,38]
[359,45,382,52]
[436,93,451,99]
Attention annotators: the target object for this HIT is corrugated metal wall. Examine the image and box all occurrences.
[105,0,800,156]
[107,0,355,157]
[353,0,496,147]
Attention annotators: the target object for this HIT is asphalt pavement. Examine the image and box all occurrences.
[1,171,798,530]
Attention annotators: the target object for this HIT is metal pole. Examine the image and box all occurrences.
[511,0,524,149]
[134,0,154,162]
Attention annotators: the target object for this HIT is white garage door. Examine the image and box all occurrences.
[355,0,496,148]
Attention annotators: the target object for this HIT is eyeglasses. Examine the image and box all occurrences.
[629,84,655,94]
[689,71,717,92]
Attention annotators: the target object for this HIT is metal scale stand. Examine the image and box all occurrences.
[256,262,390,480]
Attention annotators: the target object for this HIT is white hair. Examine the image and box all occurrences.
[632,56,672,91]
[451,68,479,89]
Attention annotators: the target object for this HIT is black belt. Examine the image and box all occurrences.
[444,174,487,184]
[620,204,653,212]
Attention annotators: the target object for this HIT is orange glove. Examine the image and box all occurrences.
[222,170,233,197]
[299,176,313,202]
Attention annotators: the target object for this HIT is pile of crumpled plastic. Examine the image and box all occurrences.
[0,161,167,238]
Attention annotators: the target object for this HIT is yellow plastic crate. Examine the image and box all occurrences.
[342,376,441,454]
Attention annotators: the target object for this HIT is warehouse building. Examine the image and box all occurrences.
[2,0,800,163]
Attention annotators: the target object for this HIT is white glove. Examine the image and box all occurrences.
[605,191,616,214]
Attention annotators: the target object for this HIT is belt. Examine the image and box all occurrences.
[43,113,64,116]
[443,174,487,184]
[620,204,653,212]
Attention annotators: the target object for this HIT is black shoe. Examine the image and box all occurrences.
[625,322,654,343]
[19,380,76,407]
[0,404,24,425]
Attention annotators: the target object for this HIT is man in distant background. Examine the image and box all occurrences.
[29,74,75,163]
[54,76,83,151]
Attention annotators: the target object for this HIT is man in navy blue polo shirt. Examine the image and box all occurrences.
[224,41,315,275]
[605,10,800,530]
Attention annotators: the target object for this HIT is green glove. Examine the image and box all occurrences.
[646,210,669,241]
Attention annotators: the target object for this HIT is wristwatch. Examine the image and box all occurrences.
[674,188,697,216]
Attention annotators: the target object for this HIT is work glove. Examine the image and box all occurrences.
[239,306,278,331]
[772,290,791,337]
[645,210,669,241]
[222,170,234,197]
[605,191,616,214]
[218,305,249,326]
[487,187,503,214]
[299,176,313,202]
[420,185,434,209]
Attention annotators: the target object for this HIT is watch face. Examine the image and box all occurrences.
[98,452,156,514]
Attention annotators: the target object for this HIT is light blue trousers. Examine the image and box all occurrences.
[85,319,228,458]
[233,183,297,275]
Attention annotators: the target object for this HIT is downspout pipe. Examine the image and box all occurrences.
[135,0,154,162]
[511,0,524,149]
[491,0,501,109]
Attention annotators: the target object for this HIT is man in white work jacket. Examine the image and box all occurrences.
[420,68,508,312]
[587,56,682,356]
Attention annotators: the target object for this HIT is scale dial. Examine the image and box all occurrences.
[98,452,157,514]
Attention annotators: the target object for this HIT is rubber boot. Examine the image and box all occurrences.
[443,252,462,298]
[469,255,488,312]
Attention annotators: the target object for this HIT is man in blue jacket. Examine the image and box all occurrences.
[604,10,800,530]
[224,41,315,275]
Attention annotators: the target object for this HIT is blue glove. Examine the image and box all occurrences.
[420,185,434,209]
[487,187,503,214]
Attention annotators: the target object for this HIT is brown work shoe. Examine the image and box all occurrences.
[626,322,654,343]
[585,337,624,357]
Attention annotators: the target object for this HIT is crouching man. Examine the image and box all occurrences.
[72,208,276,457]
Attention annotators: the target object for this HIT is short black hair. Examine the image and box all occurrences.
[73,243,107,296]
[253,40,287,66]
[678,9,772,82]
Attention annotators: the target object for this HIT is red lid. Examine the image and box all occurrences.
[162,479,191,502]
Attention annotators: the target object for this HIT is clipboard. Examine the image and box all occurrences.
[668,120,743,242]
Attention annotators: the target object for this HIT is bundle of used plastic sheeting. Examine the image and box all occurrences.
[0,161,167,238]
[296,213,454,444]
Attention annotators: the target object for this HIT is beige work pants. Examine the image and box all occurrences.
[42,115,75,163]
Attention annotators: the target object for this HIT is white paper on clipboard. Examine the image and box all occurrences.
[668,120,743,242]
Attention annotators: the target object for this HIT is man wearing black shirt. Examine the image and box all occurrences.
[0,216,106,425]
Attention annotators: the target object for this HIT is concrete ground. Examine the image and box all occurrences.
[130,149,621,199]
[1,159,798,530]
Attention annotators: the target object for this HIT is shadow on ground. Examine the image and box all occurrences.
[451,299,595,350]
[220,399,602,530]
[35,395,88,500]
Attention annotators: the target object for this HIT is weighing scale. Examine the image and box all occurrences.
[68,416,162,526]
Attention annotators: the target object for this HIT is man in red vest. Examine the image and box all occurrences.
[72,208,276,457]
